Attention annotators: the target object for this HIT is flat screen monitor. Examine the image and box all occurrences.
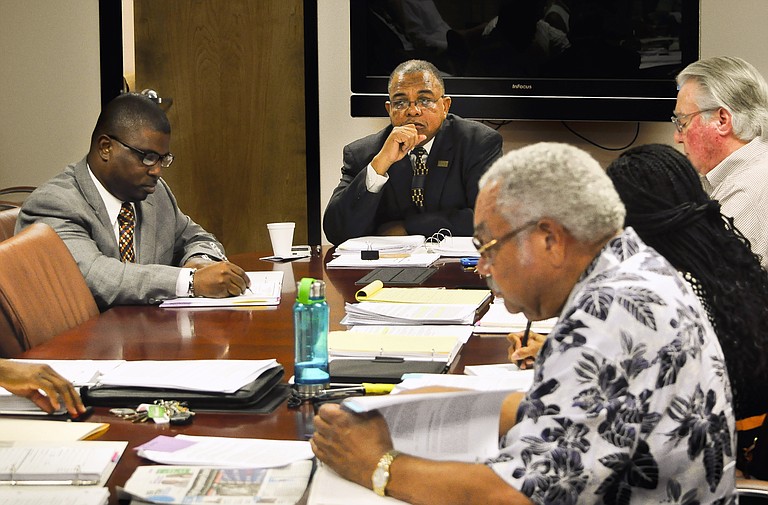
[350,0,700,122]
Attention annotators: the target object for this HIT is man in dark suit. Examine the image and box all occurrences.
[323,60,503,245]
[17,93,250,309]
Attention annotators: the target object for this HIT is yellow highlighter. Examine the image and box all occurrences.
[316,383,394,400]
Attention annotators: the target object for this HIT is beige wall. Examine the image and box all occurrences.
[0,0,101,187]
[317,0,768,243]
[2,1,767,233]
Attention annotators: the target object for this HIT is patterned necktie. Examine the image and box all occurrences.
[118,202,136,263]
[411,147,428,210]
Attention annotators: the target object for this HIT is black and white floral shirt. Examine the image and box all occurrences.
[488,228,736,504]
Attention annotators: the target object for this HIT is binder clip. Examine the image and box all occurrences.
[361,250,379,260]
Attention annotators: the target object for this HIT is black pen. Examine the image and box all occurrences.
[521,319,532,348]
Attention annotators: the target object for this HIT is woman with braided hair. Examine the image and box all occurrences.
[606,142,768,479]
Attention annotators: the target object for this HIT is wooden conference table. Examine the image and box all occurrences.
[20,249,510,503]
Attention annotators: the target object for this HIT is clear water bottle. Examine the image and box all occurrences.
[294,277,330,398]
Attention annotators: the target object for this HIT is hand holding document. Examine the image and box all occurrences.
[308,389,516,504]
[160,271,284,307]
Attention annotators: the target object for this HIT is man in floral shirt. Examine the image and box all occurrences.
[311,143,736,505]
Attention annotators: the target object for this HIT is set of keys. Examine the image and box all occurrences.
[109,400,195,425]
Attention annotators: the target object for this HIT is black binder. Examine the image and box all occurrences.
[329,358,447,384]
[81,365,286,413]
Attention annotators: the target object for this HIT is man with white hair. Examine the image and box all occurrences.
[674,56,768,266]
[311,143,735,504]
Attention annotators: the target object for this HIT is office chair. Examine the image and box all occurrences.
[0,207,20,242]
[738,477,768,504]
[0,223,99,357]
[0,185,35,210]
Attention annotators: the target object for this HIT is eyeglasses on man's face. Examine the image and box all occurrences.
[389,96,444,112]
[670,108,718,133]
[108,135,174,168]
[472,220,538,264]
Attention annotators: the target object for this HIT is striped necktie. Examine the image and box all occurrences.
[411,147,428,210]
[118,202,136,263]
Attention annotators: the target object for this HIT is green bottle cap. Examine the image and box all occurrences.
[297,277,315,305]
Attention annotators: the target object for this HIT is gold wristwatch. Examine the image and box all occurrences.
[372,449,401,497]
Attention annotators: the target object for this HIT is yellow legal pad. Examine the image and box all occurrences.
[355,280,490,305]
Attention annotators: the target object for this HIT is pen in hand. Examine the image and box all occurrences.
[514,320,532,369]
[521,319,531,348]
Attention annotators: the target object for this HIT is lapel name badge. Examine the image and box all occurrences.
[437,160,449,168]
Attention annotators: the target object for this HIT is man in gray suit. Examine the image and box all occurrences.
[17,93,250,310]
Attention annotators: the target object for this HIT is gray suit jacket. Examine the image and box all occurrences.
[16,157,225,310]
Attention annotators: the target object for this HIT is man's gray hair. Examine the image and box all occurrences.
[388,60,445,95]
[677,56,768,141]
[479,143,625,243]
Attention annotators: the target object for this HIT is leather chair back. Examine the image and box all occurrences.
[0,207,20,243]
[0,223,99,357]
[738,477,768,503]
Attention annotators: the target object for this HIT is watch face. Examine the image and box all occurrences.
[372,467,389,490]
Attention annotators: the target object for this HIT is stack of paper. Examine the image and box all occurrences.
[474,298,558,334]
[0,440,127,486]
[354,281,491,305]
[393,369,534,393]
[122,462,312,505]
[328,325,472,364]
[0,419,110,441]
[335,235,426,255]
[326,253,440,269]
[159,271,284,308]
[425,236,479,258]
[342,302,479,325]
[0,488,110,505]
[95,359,278,394]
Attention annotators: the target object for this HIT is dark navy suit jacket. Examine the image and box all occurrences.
[323,114,503,245]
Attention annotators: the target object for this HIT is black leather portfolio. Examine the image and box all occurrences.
[81,365,286,413]
[329,358,447,384]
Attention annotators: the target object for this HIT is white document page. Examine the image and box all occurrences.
[342,302,477,325]
[159,271,284,308]
[309,466,408,505]
[474,298,558,334]
[0,441,126,485]
[342,389,512,462]
[426,236,479,258]
[326,253,440,269]
[0,419,110,442]
[0,488,110,505]
[136,435,313,468]
[392,370,534,394]
[95,359,277,393]
[335,235,426,254]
